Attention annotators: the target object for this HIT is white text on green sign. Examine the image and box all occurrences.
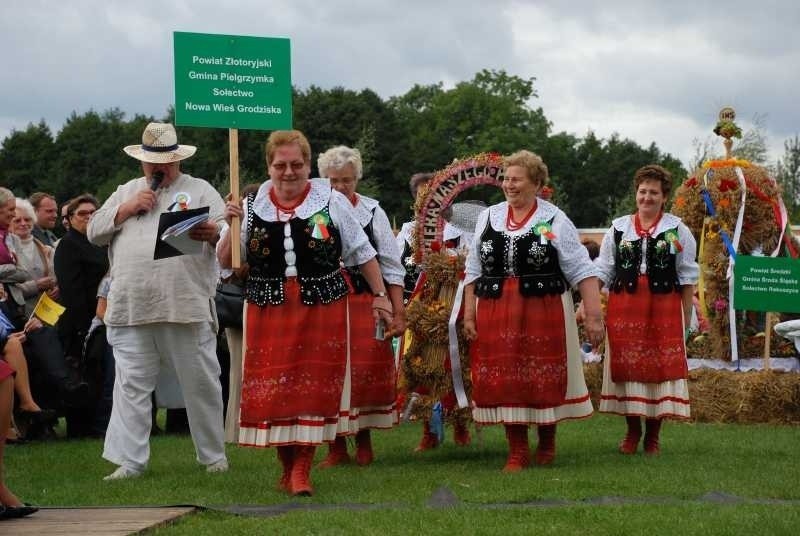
[174,32,292,130]
[733,255,800,313]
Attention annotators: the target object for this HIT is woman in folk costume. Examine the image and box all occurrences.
[594,164,698,454]
[217,131,393,496]
[317,146,405,467]
[463,150,604,472]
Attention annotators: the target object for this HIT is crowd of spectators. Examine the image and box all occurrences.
[1,189,114,442]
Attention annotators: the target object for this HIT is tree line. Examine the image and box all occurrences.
[1,69,798,227]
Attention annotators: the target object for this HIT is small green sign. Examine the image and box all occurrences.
[733,255,800,312]
[174,31,292,130]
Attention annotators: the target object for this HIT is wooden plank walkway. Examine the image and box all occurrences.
[3,506,196,535]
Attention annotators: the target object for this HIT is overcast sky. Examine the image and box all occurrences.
[2,0,798,169]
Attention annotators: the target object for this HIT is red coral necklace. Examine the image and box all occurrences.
[506,200,538,232]
[271,182,311,220]
[634,211,663,238]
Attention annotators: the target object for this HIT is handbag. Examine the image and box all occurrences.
[214,282,244,329]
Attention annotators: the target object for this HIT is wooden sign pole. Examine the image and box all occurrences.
[229,128,241,269]
[763,312,773,370]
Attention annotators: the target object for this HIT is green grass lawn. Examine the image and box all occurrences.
[6,414,800,534]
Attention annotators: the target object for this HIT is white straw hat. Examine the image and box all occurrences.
[123,122,196,163]
[445,200,487,233]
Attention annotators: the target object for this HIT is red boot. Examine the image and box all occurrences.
[276,446,294,492]
[502,424,530,472]
[355,429,374,466]
[290,445,316,496]
[318,435,350,468]
[414,421,439,452]
[534,424,556,466]
[454,422,471,446]
[644,418,662,455]
[619,416,642,455]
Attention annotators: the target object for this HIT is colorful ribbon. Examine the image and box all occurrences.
[727,166,749,362]
[697,217,709,321]
[664,229,683,253]
[700,189,716,216]
[743,177,798,258]
[447,277,470,409]
[309,212,331,239]
[533,222,556,244]
[719,230,737,259]
[431,402,444,443]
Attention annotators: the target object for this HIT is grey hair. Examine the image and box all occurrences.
[15,198,36,221]
[0,187,14,205]
[317,145,363,180]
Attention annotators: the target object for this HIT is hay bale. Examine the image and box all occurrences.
[688,369,800,424]
[584,362,800,424]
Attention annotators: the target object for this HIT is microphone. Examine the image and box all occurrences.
[138,170,164,216]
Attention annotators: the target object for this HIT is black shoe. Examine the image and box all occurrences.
[0,503,39,519]
[5,436,27,445]
[21,418,58,441]
[17,408,57,425]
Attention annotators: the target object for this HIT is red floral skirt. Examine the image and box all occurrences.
[240,279,348,423]
[348,292,396,407]
[606,275,687,383]
[470,277,567,408]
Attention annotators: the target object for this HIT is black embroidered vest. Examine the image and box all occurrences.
[343,207,379,295]
[244,193,349,306]
[611,227,680,294]
[474,216,566,299]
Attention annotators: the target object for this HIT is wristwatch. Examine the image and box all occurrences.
[373,291,387,298]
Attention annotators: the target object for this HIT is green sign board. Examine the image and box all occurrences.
[733,255,800,312]
[174,32,291,130]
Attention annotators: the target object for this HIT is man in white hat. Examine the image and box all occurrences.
[88,122,228,480]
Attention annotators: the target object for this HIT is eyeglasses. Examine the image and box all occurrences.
[271,161,306,173]
[71,209,96,218]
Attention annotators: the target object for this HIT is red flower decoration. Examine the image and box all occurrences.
[718,179,738,192]
[430,241,442,252]
[685,177,698,188]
